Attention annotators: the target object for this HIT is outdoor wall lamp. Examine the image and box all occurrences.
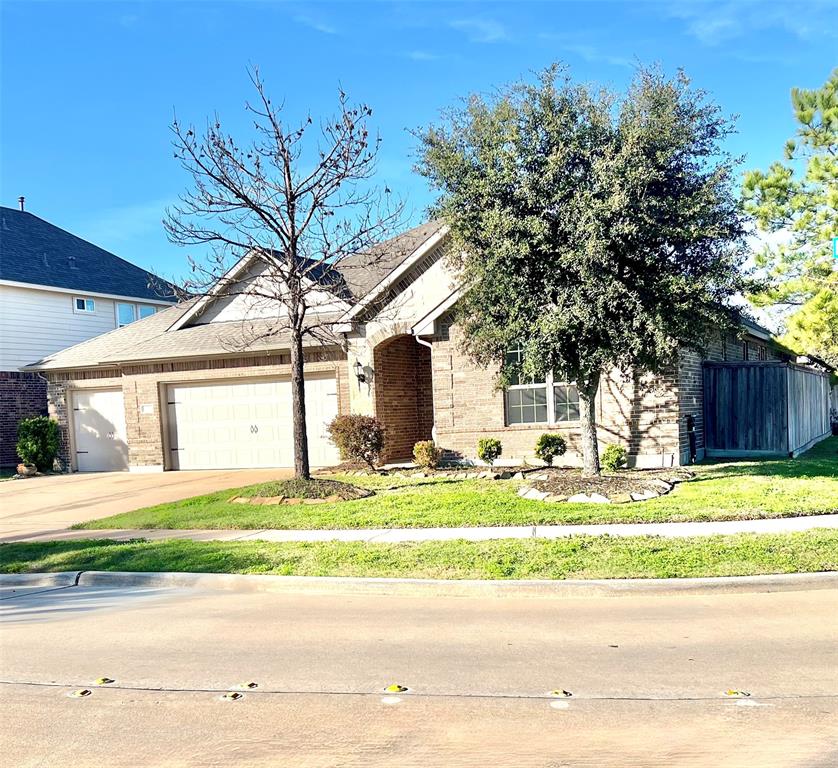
[355,360,367,384]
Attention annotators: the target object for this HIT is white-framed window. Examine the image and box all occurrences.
[116,302,136,327]
[553,382,580,422]
[138,305,156,319]
[73,297,95,313]
[503,347,580,426]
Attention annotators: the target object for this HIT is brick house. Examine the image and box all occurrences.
[0,201,176,466]
[24,221,798,472]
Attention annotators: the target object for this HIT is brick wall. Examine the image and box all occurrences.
[373,335,434,462]
[0,372,48,466]
[429,321,681,467]
[46,349,348,471]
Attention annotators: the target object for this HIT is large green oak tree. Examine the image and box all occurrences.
[417,65,749,476]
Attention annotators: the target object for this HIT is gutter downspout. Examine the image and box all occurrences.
[414,334,436,443]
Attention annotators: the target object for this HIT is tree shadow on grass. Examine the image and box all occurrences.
[0,538,226,578]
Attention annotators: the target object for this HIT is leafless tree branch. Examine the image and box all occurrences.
[165,68,405,477]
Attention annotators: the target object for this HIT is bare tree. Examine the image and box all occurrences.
[165,69,403,479]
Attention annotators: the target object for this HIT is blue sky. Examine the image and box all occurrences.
[1,1,835,281]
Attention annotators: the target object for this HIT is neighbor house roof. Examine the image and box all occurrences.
[0,206,177,302]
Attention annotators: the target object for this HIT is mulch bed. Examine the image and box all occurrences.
[528,467,694,498]
[232,478,373,506]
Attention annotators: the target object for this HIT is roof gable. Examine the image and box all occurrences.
[171,221,446,331]
[0,207,176,302]
[169,250,353,331]
[189,260,350,326]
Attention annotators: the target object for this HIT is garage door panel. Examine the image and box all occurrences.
[72,389,129,472]
[305,377,340,467]
[167,377,339,470]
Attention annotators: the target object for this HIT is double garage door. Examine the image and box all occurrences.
[71,376,340,472]
[166,376,340,470]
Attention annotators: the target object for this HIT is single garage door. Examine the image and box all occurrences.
[166,376,340,470]
[72,389,129,472]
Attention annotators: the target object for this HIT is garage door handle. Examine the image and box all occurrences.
[250,425,259,434]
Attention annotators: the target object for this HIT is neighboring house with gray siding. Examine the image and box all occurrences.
[0,202,176,466]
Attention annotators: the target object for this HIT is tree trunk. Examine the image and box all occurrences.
[578,373,601,477]
[289,329,310,480]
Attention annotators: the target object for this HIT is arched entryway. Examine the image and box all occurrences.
[373,335,434,463]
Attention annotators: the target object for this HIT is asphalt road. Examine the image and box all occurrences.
[1,581,836,767]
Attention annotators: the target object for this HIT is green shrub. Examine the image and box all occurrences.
[413,440,442,469]
[326,415,385,470]
[534,433,567,466]
[601,443,628,472]
[477,437,502,466]
[16,416,59,472]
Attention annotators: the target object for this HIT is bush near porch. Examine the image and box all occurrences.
[75,438,838,531]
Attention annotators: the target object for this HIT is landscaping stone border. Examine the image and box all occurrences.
[333,466,694,504]
[337,468,535,481]
[516,473,691,504]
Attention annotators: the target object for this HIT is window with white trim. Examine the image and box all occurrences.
[503,347,580,425]
[138,305,156,319]
[73,297,95,313]
[553,382,580,422]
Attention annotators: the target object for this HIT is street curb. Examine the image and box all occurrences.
[0,572,80,588]
[3,570,835,598]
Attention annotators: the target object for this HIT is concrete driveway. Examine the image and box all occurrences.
[0,469,292,539]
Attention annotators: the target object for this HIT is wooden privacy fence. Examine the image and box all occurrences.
[703,361,831,458]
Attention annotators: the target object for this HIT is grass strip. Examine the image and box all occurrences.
[3,530,836,580]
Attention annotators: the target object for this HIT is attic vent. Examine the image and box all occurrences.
[68,254,77,269]
[355,242,447,322]
[369,243,445,316]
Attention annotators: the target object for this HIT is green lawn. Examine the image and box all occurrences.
[76,438,838,531]
[2,530,836,579]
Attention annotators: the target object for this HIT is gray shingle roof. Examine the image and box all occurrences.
[0,206,177,302]
[23,220,445,371]
[22,302,194,370]
[23,300,343,371]
[337,220,443,300]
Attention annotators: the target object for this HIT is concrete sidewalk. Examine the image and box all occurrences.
[4,513,836,544]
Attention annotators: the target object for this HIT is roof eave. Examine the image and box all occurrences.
[101,341,346,367]
[0,279,176,305]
